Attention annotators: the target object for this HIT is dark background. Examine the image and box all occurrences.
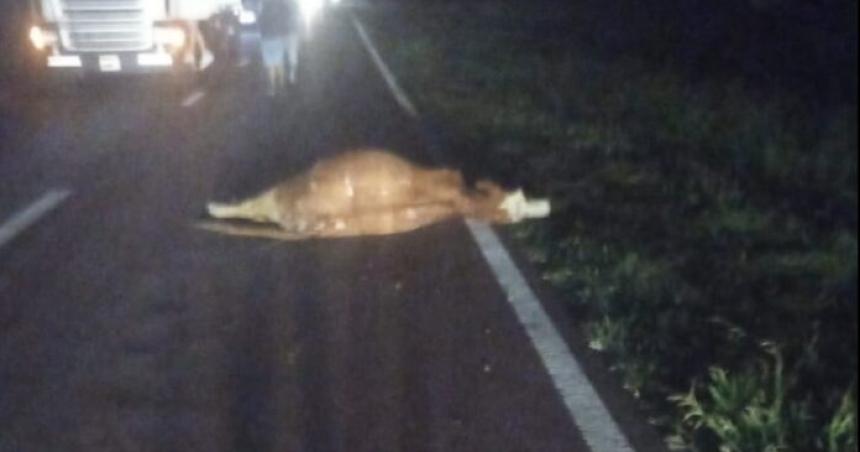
[579,0,858,106]
[2,0,857,106]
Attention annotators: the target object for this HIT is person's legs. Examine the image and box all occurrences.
[261,39,277,95]
[261,37,286,95]
[274,63,285,93]
[266,66,278,95]
[286,33,299,84]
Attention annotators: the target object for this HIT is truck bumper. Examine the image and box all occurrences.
[43,51,182,74]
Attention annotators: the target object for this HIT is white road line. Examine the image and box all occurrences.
[351,15,419,118]
[0,189,72,251]
[467,220,635,452]
[354,14,636,452]
[181,89,206,108]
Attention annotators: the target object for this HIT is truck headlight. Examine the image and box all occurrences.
[154,27,186,49]
[298,0,325,27]
[29,25,57,51]
[239,9,257,25]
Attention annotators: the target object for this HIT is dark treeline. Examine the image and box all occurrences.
[584,0,858,106]
[413,0,858,107]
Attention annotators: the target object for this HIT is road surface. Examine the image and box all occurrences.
[0,8,666,452]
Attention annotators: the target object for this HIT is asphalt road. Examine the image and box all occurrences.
[0,9,666,452]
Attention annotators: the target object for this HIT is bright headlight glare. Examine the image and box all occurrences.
[29,26,56,51]
[298,0,325,26]
[154,27,186,48]
[239,9,257,25]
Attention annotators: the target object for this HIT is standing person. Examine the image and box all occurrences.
[283,0,301,85]
[259,0,301,95]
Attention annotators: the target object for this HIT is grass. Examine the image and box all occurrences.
[361,2,858,451]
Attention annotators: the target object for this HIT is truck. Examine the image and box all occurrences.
[26,0,247,77]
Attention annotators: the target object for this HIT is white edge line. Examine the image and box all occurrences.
[356,14,635,451]
[351,15,419,118]
[181,89,206,108]
[0,189,73,250]
[466,220,635,452]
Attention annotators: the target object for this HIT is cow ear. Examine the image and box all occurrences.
[475,179,504,197]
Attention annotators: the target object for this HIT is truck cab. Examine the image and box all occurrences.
[27,0,243,76]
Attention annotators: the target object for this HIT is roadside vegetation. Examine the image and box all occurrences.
[363,1,857,450]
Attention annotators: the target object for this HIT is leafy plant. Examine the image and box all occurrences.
[668,344,811,451]
[821,383,857,452]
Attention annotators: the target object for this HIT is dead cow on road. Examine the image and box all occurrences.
[198,149,550,240]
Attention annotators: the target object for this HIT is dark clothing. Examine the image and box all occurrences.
[259,0,299,39]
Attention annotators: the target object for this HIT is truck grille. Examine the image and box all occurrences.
[59,0,152,52]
